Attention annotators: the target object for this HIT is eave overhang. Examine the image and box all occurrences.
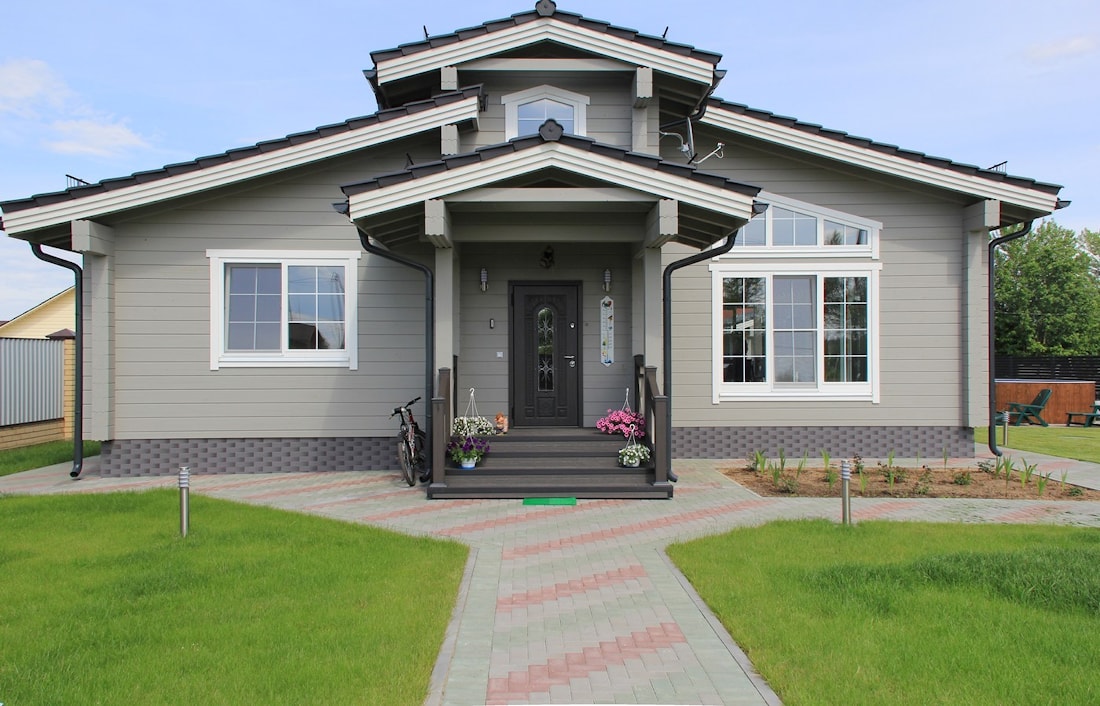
[1,89,485,239]
[701,101,1063,220]
[372,15,718,90]
[342,128,760,248]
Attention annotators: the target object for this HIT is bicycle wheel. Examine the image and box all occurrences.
[397,434,416,486]
[412,428,429,483]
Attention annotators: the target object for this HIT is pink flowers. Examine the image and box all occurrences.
[596,408,645,438]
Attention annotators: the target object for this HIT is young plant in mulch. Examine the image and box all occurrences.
[749,449,767,473]
[953,470,973,486]
[825,466,838,491]
[1037,472,1051,497]
[796,451,808,480]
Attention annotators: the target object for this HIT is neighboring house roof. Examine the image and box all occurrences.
[342,119,760,249]
[0,87,485,240]
[702,99,1063,220]
[367,0,721,94]
[0,287,75,339]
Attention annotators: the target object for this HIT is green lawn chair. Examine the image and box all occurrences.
[1007,388,1052,426]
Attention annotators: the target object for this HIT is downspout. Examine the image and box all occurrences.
[337,209,435,478]
[987,220,1033,457]
[661,228,742,482]
[29,243,84,478]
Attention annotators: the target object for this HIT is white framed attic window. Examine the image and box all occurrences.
[502,85,589,139]
[207,250,360,370]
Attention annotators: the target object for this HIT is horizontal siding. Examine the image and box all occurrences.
[665,134,973,427]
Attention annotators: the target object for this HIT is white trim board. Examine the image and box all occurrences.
[374,18,715,87]
[701,107,1060,214]
[4,97,482,236]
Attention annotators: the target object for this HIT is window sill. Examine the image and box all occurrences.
[213,356,355,371]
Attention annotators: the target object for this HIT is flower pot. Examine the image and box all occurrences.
[460,459,477,470]
[622,459,640,468]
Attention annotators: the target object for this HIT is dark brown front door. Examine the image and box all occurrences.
[510,283,581,426]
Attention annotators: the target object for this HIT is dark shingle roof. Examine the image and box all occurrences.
[368,2,722,69]
[708,97,1063,196]
[341,120,759,198]
[0,87,485,217]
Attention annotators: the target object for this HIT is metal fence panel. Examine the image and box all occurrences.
[995,355,1100,400]
[0,338,64,426]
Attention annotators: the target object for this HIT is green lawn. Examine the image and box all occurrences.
[0,439,100,477]
[668,520,1100,705]
[0,491,468,705]
[975,425,1100,464]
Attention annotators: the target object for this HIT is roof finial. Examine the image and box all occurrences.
[535,0,556,17]
[538,119,564,142]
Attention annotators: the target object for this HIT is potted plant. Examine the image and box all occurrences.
[452,415,495,437]
[618,442,651,468]
[448,435,490,469]
[596,408,646,438]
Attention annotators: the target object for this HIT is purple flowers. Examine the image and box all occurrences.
[448,435,490,463]
[595,408,645,438]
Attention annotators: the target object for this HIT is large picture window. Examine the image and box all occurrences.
[712,194,881,401]
[208,250,360,369]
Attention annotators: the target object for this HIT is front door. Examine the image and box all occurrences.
[510,283,581,426]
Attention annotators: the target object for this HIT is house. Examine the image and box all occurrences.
[0,2,1064,497]
[0,287,74,339]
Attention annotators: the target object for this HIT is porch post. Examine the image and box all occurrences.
[434,247,457,373]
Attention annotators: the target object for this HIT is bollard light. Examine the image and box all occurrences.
[840,459,852,526]
[179,466,191,537]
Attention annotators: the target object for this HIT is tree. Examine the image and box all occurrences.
[993,220,1100,356]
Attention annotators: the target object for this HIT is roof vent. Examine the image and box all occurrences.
[539,118,564,142]
[535,0,556,17]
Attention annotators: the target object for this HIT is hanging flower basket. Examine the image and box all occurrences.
[596,388,645,438]
[618,424,650,467]
[452,387,495,437]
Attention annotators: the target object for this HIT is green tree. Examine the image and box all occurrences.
[993,220,1100,356]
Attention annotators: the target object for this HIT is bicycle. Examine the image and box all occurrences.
[391,397,427,486]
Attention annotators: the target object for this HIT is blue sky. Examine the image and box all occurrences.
[1,0,1097,320]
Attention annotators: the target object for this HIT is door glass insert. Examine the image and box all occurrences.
[536,306,555,391]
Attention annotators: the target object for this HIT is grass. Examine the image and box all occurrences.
[0,491,468,705]
[0,439,100,477]
[668,520,1100,705]
[975,425,1100,464]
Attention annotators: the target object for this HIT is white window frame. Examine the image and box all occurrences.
[710,194,883,403]
[729,191,882,260]
[502,85,589,139]
[207,249,360,370]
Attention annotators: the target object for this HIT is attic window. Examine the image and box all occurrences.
[503,85,588,139]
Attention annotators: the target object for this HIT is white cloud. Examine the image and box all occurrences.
[1027,35,1097,62]
[46,118,150,157]
[0,58,69,116]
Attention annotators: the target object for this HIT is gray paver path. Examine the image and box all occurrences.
[4,457,1100,704]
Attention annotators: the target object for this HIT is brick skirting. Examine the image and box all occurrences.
[672,426,974,460]
[99,437,396,477]
[99,426,975,476]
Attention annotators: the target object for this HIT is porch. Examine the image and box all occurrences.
[427,361,672,499]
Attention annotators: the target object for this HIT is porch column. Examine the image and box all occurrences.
[635,200,677,378]
[71,219,114,441]
[427,199,458,374]
[962,199,999,426]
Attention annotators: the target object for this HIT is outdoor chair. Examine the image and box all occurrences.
[1066,403,1100,428]
[1006,388,1052,427]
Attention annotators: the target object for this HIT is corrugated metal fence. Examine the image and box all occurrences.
[0,338,64,426]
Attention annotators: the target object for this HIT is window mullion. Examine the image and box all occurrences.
[280,262,290,355]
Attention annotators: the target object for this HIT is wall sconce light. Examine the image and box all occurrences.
[480,267,488,292]
[603,268,612,293]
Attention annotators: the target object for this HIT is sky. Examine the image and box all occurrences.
[1,0,1097,320]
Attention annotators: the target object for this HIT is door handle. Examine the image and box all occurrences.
[563,355,576,368]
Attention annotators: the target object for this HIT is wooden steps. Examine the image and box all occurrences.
[427,428,672,499]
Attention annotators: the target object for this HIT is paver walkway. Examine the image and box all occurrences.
[4,455,1100,705]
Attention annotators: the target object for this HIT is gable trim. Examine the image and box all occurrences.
[2,95,482,236]
[375,18,715,87]
[346,141,757,222]
[701,105,1060,214]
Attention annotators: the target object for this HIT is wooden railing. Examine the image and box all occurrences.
[431,367,452,487]
[635,355,670,485]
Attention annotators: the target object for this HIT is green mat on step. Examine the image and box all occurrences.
[522,497,577,506]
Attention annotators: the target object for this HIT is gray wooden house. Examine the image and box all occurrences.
[1,1,1064,498]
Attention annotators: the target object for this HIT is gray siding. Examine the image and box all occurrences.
[663,133,978,429]
[107,151,429,440]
